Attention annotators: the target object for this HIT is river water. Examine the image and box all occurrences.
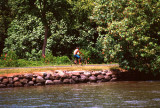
[0,81,160,108]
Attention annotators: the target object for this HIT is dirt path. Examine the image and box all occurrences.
[0,64,119,77]
[0,64,118,70]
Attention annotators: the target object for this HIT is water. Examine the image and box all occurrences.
[0,81,160,108]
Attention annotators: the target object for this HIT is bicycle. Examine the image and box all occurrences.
[70,55,87,66]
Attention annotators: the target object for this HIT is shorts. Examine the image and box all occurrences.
[74,54,80,59]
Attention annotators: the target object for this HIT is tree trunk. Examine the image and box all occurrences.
[42,25,48,57]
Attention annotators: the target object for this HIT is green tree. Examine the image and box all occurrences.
[91,0,160,74]
[4,15,44,60]
[8,0,71,57]
[0,0,13,55]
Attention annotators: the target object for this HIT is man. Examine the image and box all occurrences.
[73,47,83,64]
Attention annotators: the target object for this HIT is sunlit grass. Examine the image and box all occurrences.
[0,65,119,76]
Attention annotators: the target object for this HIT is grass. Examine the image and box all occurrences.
[0,64,119,76]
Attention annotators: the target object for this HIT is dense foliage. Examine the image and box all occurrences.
[0,0,13,54]
[1,0,160,75]
[1,0,104,64]
[91,0,160,74]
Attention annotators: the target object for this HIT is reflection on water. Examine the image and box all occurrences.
[0,81,160,107]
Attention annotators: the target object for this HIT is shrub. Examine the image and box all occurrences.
[56,56,70,64]
[2,51,18,67]
[91,0,160,74]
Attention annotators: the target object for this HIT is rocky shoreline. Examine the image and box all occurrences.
[0,70,120,88]
[0,69,160,88]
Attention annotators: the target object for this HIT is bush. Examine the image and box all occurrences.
[56,56,70,64]
[91,0,160,74]
[1,51,18,67]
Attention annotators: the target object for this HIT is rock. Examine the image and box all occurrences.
[53,80,62,84]
[45,74,51,80]
[0,77,4,81]
[69,79,76,84]
[8,77,13,84]
[97,80,103,83]
[56,70,66,78]
[61,74,68,79]
[49,75,55,80]
[89,75,97,82]
[28,81,34,86]
[20,78,28,84]
[104,75,111,81]
[83,72,91,77]
[2,78,9,84]
[79,75,88,82]
[24,84,30,87]
[14,81,23,87]
[71,71,81,76]
[106,72,112,76]
[36,76,45,83]
[0,84,6,88]
[32,78,36,82]
[97,74,104,80]
[103,70,109,73]
[18,75,24,79]
[72,76,79,82]
[63,79,70,84]
[110,78,118,82]
[112,75,117,78]
[43,73,47,77]
[92,71,101,76]
[101,72,106,75]
[45,80,54,85]
[13,75,19,77]
[24,74,33,79]
[35,83,43,86]
[55,70,63,73]
[13,77,19,82]
[53,73,61,80]
[7,84,14,87]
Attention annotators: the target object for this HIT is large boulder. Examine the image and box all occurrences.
[110,78,118,82]
[0,77,4,81]
[28,81,34,86]
[72,76,79,82]
[79,75,88,82]
[53,73,61,80]
[36,76,45,83]
[97,74,104,80]
[83,72,91,77]
[89,75,97,82]
[63,79,70,84]
[53,80,62,84]
[104,75,111,81]
[32,77,36,82]
[71,71,81,76]
[106,71,113,76]
[45,80,54,85]
[2,78,9,84]
[20,78,28,84]
[13,77,19,82]
[8,77,13,84]
[43,73,47,77]
[69,79,76,84]
[24,74,33,79]
[44,74,52,80]
[0,84,6,88]
[55,70,67,78]
[92,71,101,76]
[14,81,23,87]
[7,84,14,87]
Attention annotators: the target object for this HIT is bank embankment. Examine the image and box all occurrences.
[0,69,159,88]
